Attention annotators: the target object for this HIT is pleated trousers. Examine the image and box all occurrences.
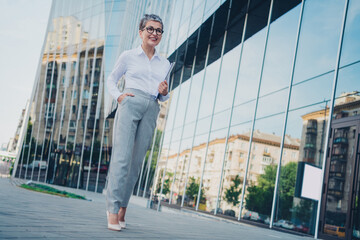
[106,88,159,214]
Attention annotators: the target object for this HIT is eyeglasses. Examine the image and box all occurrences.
[143,26,164,36]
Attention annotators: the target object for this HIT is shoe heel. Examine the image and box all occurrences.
[107,211,121,231]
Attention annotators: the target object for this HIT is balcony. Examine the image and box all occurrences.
[306,128,317,134]
[261,156,272,165]
[333,137,348,144]
[44,111,54,119]
[304,143,316,149]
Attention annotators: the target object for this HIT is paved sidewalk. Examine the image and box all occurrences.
[0,178,313,239]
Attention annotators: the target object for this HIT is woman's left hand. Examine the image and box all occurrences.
[158,80,168,96]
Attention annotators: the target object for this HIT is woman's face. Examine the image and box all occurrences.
[139,20,163,48]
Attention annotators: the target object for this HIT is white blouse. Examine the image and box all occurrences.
[107,45,170,102]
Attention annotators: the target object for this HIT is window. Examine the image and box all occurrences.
[69,120,76,129]
[228,151,232,161]
[72,105,76,114]
[240,152,244,158]
[84,75,88,86]
[262,156,272,164]
[83,90,89,99]
[264,147,269,153]
[68,135,74,143]
[208,153,214,163]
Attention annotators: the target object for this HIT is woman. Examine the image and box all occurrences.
[106,14,170,231]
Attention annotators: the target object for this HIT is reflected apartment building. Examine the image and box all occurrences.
[13,0,360,239]
[158,130,300,215]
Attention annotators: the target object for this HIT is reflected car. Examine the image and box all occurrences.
[273,219,295,230]
[22,160,47,170]
[93,164,108,173]
[324,224,345,238]
[353,228,360,239]
[294,224,309,233]
[243,211,261,222]
[224,209,235,217]
[210,208,223,214]
[261,215,270,224]
[83,161,97,171]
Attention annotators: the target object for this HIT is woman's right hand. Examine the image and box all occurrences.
[117,93,135,104]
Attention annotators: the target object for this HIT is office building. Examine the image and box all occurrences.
[14,0,360,239]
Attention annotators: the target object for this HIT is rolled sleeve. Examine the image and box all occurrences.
[158,93,170,102]
[107,51,128,101]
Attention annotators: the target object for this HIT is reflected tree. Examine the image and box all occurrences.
[156,170,173,196]
[246,165,276,215]
[245,162,297,218]
[224,175,242,206]
[278,162,297,220]
[186,177,205,204]
[293,199,313,223]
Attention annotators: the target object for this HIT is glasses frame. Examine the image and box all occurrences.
[143,26,164,36]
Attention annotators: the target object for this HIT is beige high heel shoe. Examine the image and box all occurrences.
[106,211,121,231]
[119,221,126,229]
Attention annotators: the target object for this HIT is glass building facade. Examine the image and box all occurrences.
[13,0,360,239]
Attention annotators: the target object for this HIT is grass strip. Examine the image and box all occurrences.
[19,183,87,200]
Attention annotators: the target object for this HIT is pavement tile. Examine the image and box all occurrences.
[0,178,313,239]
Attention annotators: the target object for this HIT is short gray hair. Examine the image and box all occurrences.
[139,14,163,31]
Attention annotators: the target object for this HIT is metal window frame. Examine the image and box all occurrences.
[314,0,349,238]
[238,0,275,220]
[214,0,251,216]
[268,0,304,229]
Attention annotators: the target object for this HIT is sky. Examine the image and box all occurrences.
[0,0,52,148]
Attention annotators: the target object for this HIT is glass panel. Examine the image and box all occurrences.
[171,138,193,206]
[173,80,191,129]
[183,133,208,209]
[241,2,301,227]
[274,0,344,235]
[324,126,356,239]
[340,0,360,68]
[168,0,184,54]
[330,1,360,235]
[164,87,179,133]
[292,0,344,84]
[352,132,360,240]
[277,70,333,235]
[186,54,222,211]
[226,0,272,221]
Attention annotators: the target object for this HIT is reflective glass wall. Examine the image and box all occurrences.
[151,0,360,238]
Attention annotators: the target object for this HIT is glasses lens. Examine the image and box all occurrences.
[155,28,163,35]
[146,27,154,34]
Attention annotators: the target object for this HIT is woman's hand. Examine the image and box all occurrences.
[117,93,135,104]
[158,80,168,96]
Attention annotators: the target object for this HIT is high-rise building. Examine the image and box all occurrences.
[13,0,360,239]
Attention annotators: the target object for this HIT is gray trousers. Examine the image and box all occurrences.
[106,88,160,214]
